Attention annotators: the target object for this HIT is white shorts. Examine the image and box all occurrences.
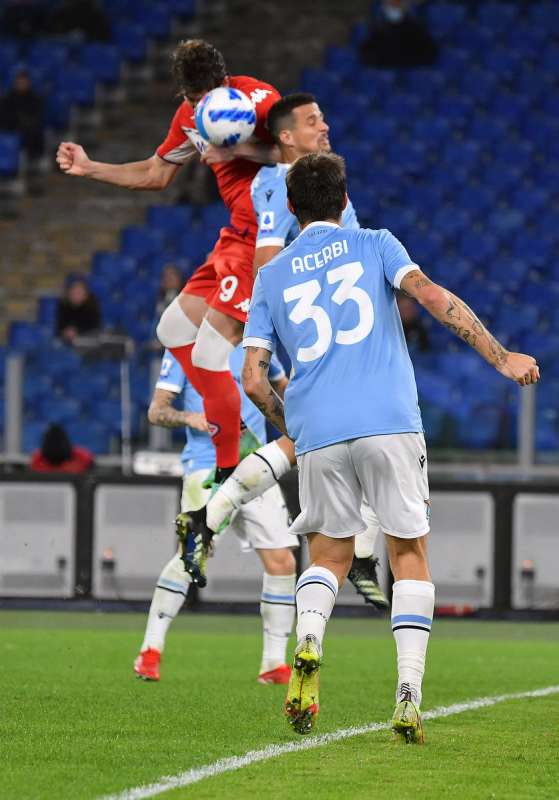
[181,470,299,551]
[290,433,430,540]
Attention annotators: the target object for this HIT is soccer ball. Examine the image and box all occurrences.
[195,87,256,148]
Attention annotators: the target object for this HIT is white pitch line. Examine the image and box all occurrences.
[99,685,559,800]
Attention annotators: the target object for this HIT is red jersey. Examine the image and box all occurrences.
[157,75,280,236]
[30,446,94,473]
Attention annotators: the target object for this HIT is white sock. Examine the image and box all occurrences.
[391,579,435,707]
[206,440,291,532]
[354,502,380,558]
[259,572,296,673]
[295,566,338,649]
[140,553,191,653]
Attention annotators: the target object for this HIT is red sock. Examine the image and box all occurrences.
[170,344,241,468]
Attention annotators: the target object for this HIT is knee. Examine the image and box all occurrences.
[263,548,296,576]
[156,297,198,348]
[191,319,234,370]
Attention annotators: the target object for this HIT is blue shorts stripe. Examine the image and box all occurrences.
[261,592,295,603]
[296,575,338,595]
[158,578,188,593]
[391,614,432,627]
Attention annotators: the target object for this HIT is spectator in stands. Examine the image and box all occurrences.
[155,264,184,319]
[0,69,45,160]
[56,274,101,345]
[46,0,111,42]
[0,0,46,39]
[397,292,430,351]
[360,0,439,68]
[30,423,94,473]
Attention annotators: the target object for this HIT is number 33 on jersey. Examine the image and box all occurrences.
[243,222,424,455]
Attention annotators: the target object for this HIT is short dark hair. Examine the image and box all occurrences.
[286,152,347,225]
[266,92,317,143]
[171,39,227,97]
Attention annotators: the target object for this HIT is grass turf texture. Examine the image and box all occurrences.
[2,612,558,800]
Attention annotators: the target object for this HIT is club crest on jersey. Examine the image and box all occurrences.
[265,189,274,202]
[261,211,275,231]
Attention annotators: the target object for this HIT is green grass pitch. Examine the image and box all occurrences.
[2,611,558,800]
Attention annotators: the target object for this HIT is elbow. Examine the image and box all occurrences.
[242,374,263,401]
[147,403,158,425]
[416,284,445,313]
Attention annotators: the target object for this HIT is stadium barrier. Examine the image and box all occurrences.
[0,472,558,614]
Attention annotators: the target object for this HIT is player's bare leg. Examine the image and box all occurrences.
[256,546,296,685]
[159,294,244,474]
[385,533,434,744]
[206,440,389,610]
[285,533,354,734]
[206,435,295,533]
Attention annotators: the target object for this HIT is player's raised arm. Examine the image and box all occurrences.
[56,143,181,191]
[400,269,540,386]
[148,388,208,431]
[242,347,288,436]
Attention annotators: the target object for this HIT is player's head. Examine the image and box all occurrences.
[267,93,330,159]
[286,152,347,226]
[172,39,228,107]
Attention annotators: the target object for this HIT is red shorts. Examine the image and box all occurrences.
[182,226,255,324]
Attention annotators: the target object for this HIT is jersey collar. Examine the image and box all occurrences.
[302,220,341,233]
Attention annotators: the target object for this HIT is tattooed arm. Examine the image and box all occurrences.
[242,347,289,435]
[147,388,208,431]
[400,269,540,386]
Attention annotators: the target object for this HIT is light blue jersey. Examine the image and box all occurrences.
[156,347,286,473]
[251,163,359,250]
[244,223,423,455]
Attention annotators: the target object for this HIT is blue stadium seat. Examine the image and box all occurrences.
[55,68,97,107]
[120,226,166,259]
[39,396,81,426]
[66,419,112,454]
[92,252,138,283]
[0,133,21,177]
[8,321,47,351]
[135,4,172,40]
[146,204,194,238]
[478,3,519,32]
[324,47,359,78]
[37,296,59,328]
[79,43,122,85]
[112,22,148,63]
[26,41,71,79]
[38,346,82,378]
[22,421,48,454]
[457,406,502,449]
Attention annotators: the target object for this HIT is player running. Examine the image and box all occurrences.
[57,39,281,486]
[241,152,539,738]
[134,347,298,685]
[204,93,387,609]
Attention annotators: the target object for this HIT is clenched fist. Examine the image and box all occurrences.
[56,141,91,176]
[497,352,540,386]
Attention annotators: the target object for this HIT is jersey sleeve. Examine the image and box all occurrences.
[254,170,295,249]
[243,272,275,352]
[376,229,418,289]
[156,103,197,165]
[269,352,286,382]
[156,350,186,393]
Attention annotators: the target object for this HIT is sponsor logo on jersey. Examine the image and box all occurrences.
[261,211,275,231]
[249,88,273,105]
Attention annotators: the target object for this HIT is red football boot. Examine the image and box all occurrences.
[134,648,161,681]
[257,664,292,685]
